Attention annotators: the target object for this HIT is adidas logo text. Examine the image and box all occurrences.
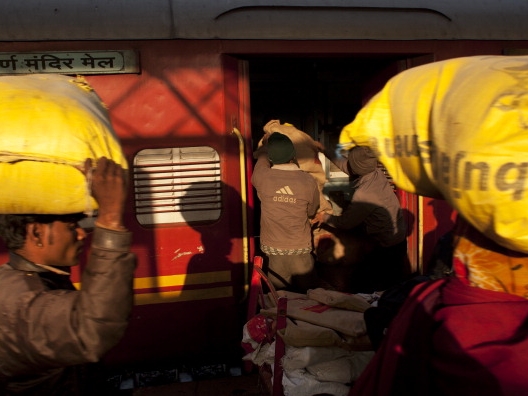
[276,186,293,195]
[274,185,296,203]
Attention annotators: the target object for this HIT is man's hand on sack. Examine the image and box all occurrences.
[311,211,328,227]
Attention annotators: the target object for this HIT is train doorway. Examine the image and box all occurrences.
[246,54,431,281]
[248,56,401,145]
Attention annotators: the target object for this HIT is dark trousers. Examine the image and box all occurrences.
[349,239,409,293]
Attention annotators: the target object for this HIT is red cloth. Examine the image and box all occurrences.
[246,314,269,344]
[350,277,528,396]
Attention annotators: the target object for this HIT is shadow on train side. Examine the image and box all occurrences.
[98,178,251,392]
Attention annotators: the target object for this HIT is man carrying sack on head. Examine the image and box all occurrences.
[341,55,528,396]
[0,74,136,395]
[252,131,321,293]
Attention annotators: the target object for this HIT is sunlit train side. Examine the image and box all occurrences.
[1,0,528,369]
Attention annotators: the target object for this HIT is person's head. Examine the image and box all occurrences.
[0,213,88,267]
[267,132,296,165]
[347,146,378,176]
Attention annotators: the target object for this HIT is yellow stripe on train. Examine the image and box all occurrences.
[134,286,233,306]
[133,271,231,289]
[73,270,233,304]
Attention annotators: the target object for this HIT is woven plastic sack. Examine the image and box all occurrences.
[260,290,367,337]
[0,74,127,215]
[339,55,528,253]
[307,288,371,313]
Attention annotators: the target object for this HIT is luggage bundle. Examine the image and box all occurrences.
[0,74,127,215]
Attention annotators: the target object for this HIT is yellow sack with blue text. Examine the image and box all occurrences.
[0,74,127,215]
[340,55,528,253]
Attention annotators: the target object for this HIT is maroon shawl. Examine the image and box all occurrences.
[350,277,528,396]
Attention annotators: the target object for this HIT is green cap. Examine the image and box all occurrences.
[267,132,295,164]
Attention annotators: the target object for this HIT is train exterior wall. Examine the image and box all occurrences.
[1,38,528,366]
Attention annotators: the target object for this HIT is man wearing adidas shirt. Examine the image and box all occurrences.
[252,132,320,292]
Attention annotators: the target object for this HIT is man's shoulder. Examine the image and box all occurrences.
[0,262,15,275]
[298,170,319,184]
[0,263,43,295]
[275,167,317,182]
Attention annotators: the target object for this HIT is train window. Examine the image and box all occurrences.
[133,146,221,225]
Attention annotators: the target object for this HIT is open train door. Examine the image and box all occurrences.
[222,54,255,286]
[395,54,437,274]
[247,53,437,283]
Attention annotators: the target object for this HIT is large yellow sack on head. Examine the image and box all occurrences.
[340,55,528,253]
[0,74,126,215]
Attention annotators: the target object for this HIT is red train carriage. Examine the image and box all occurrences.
[0,0,527,369]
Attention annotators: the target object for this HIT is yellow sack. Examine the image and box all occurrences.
[340,55,528,253]
[0,74,127,215]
